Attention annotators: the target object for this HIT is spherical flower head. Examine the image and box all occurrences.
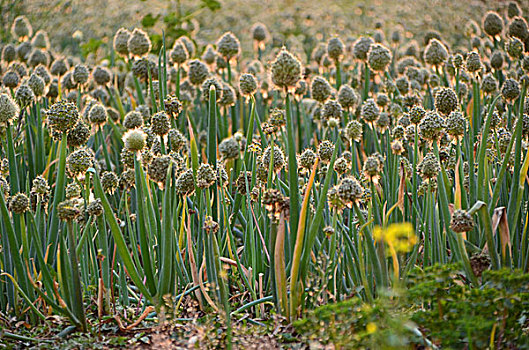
[12,16,32,40]
[252,22,269,43]
[57,199,81,222]
[444,111,467,139]
[175,168,195,195]
[345,120,363,143]
[367,43,392,72]
[170,40,188,65]
[0,93,20,124]
[86,198,103,217]
[216,32,240,60]
[310,76,332,103]
[450,209,474,233]
[318,140,335,163]
[505,37,524,59]
[395,77,409,95]
[418,110,444,142]
[261,145,286,173]
[361,98,380,124]
[9,192,29,214]
[113,28,131,56]
[353,36,374,61]
[239,73,257,96]
[168,129,188,153]
[123,129,147,152]
[123,111,143,129]
[16,41,31,62]
[88,104,108,126]
[434,87,458,115]
[28,49,49,68]
[51,58,69,77]
[34,65,51,85]
[502,78,521,102]
[270,47,302,90]
[187,59,209,86]
[299,148,317,170]
[507,2,521,19]
[148,155,172,184]
[164,95,182,118]
[2,44,16,63]
[66,148,93,177]
[15,84,35,107]
[334,156,351,175]
[363,153,384,181]
[66,120,90,148]
[131,57,158,81]
[101,171,119,194]
[32,176,49,195]
[65,182,81,199]
[424,39,448,66]
[201,78,223,102]
[508,16,528,41]
[337,85,359,110]
[481,73,498,95]
[219,137,240,160]
[202,45,217,65]
[321,99,342,121]
[483,11,503,37]
[490,51,504,71]
[150,111,170,136]
[93,66,111,85]
[235,171,252,195]
[73,64,89,85]
[418,152,440,180]
[327,37,345,62]
[219,83,236,107]
[337,177,364,207]
[128,28,151,57]
[196,163,217,189]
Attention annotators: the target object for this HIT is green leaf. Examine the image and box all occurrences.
[201,0,221,11]
[142,13,160,28]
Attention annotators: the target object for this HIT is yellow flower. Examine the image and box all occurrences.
[366,322,377,334]
[373,222,417,253]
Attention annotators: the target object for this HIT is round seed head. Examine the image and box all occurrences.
[0,93,20,124]
[450,209,474,233]
[506,37,524,59]
[345,120,363,142]
[123,129,147,152]
[311,76,332,103]
[65,182,81,199]
[16,41,32,62]
[327,37,345,62]
[270,47,302,89]
[168,129,188,153]
[508,16,528,40]
[9,193,29,214]
[418,152,440,180]
[363,153,384,181]
[11,16,32,39]
[318,140,335,163]
[502,78,521,102]
[367,43,392,72]
[86,198,103,217]
[353,36,373,61]
[113,28,131,56]
[418,110,444,142]
[164,95,182,119]
[321,99,342,120]
[299,148,317,170]
[123,111,143,129]
[481,73,498,94]
[201,78,223,101]
[444,111,467,139]
[482,11,503,37]
[88,103,107,126]
[219,83,236,107]
[434,87,458,115]
[34,64,51,85]
[216,32,240,59]
[187,59,209,86]
[27,49,49,67]
[148,155,172,184]
[101,171,119,194]
[196,163,217,189]
[15,84,35,107]
[66,148,93,177]
[93,66,111,85]
[46,100,79,134]
[261,145,286,172]
[170,40,188,65]
[424,39,448,66]
[219,137,240,160]
[361,98,380,123]
[32,30,50,49]
[175,168,195,195]
[73,64,89,85]
[67,120,90,148]
[50,58,68,77]
[179,36,195,58]
[202,45,217,65]
[128,28,151,57]
[32,176,49,195]
[337,84,359,110]
[150,111,170,136]
[236,171,252,195]
[2,44,16,63]
[337,177,364,207]
[252,22,269,42]
[334,156,351,175]
[239,73,257,96]
[57,199,81,221]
